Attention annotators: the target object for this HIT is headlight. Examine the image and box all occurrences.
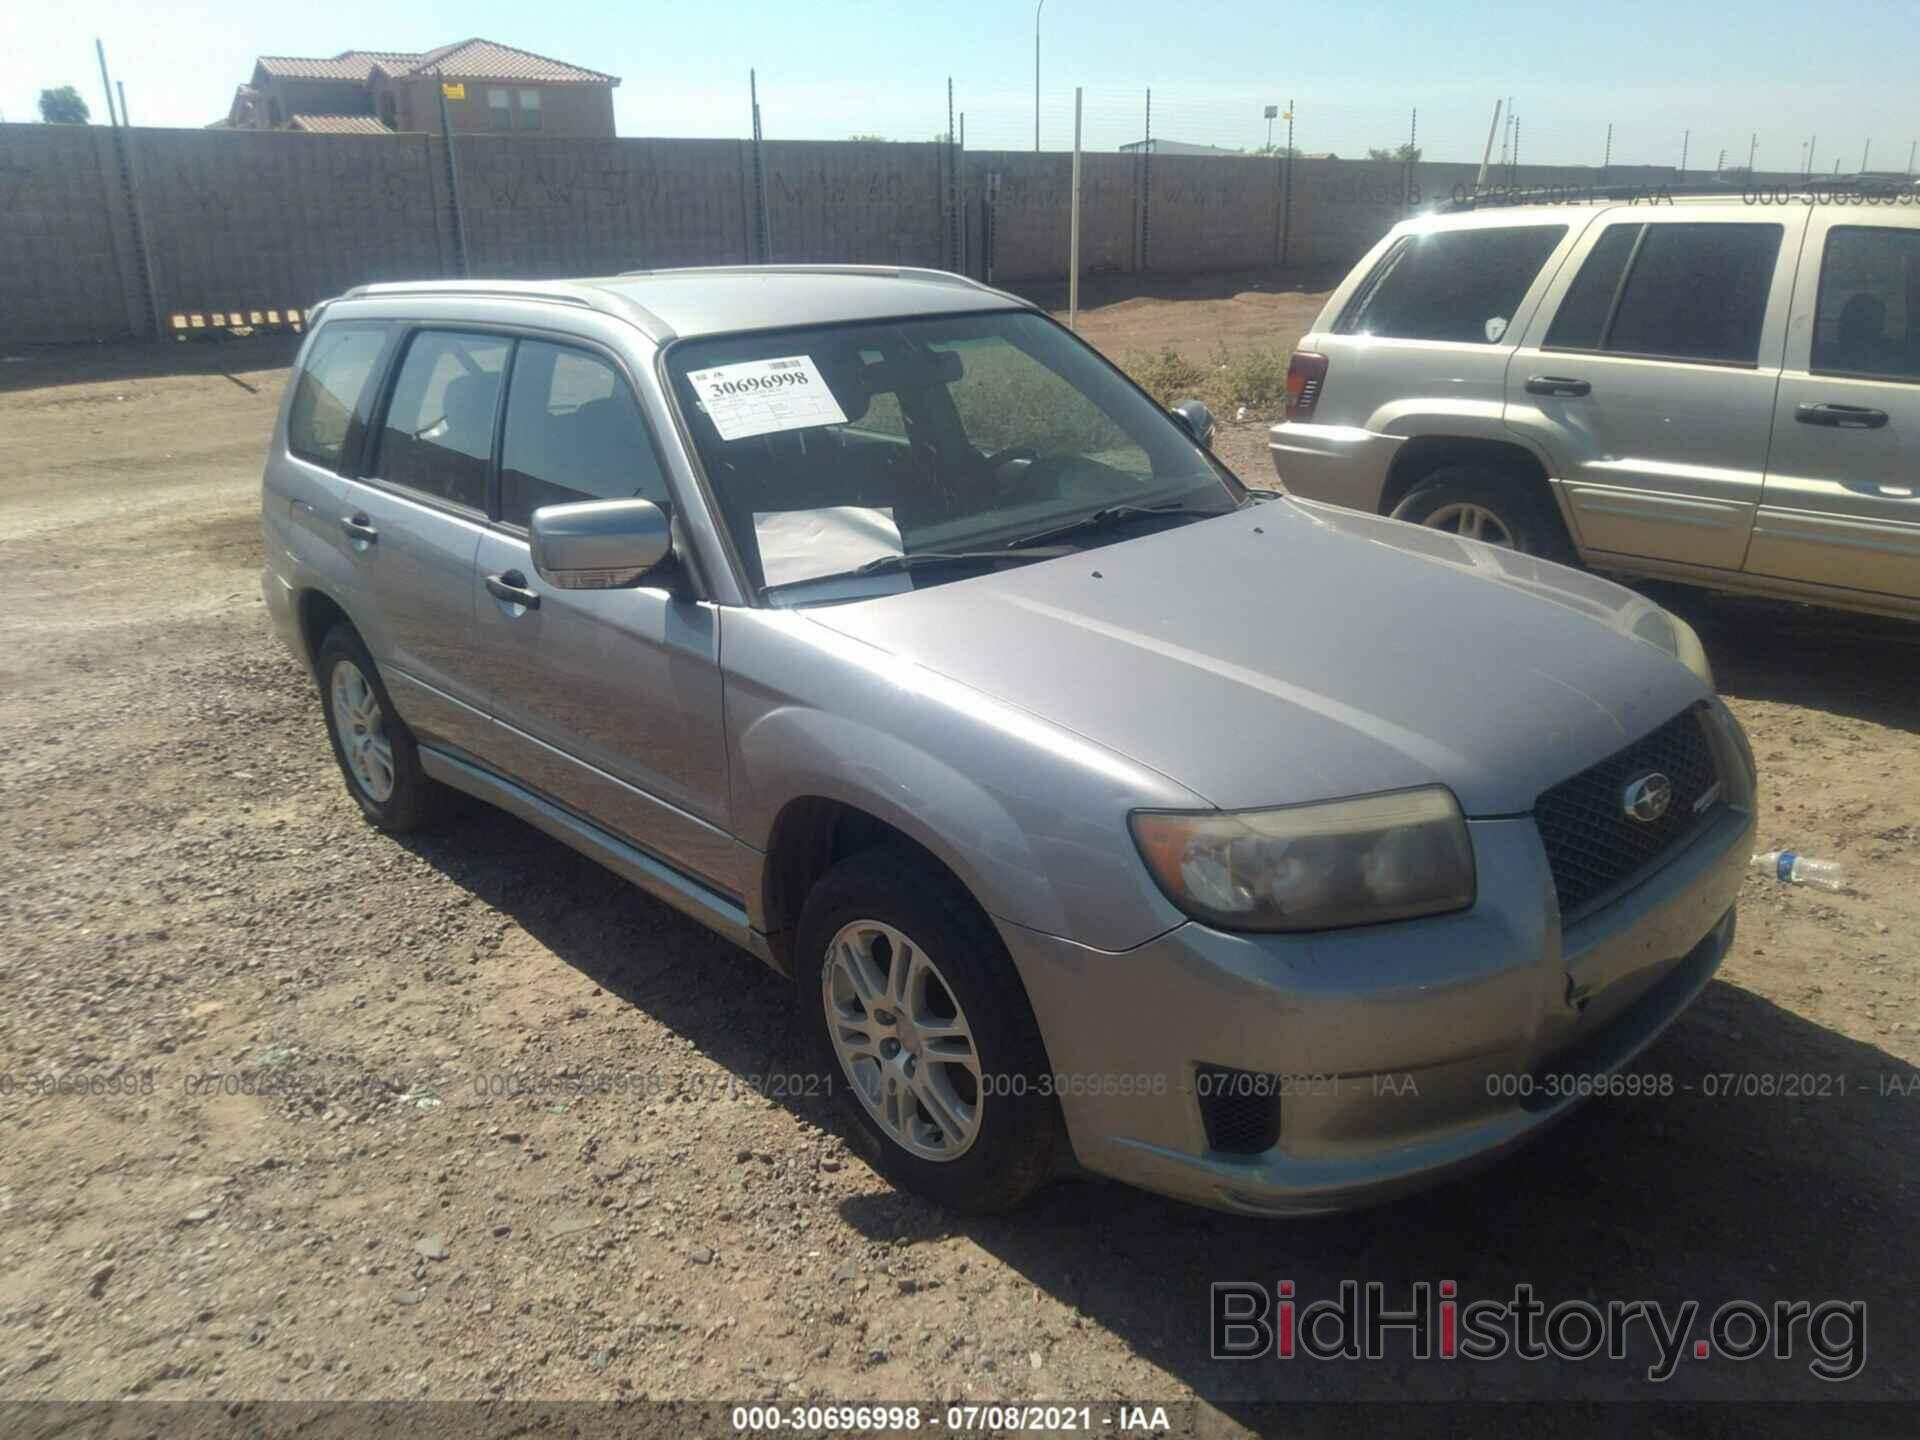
[1669,614,1714,690]
[1631,606,1714,690]
[1130,786,1476,932]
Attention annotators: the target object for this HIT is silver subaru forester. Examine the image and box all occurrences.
[261,265,1757,1215]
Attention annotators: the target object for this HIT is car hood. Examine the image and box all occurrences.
[795,499,1710,817]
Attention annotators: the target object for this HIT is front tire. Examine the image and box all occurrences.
[797,846,1056,1213]
[1392,464,1573,562]
[315,624,448,833]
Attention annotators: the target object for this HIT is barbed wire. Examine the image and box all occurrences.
[736,74,1913,178]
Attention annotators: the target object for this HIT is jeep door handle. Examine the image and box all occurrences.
[485,570,541,610]
[340,513,379,543]
[1525,375,1592,398]
[1796,402,1889,430]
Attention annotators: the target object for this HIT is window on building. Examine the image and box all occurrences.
[518,89,542,131]
[488,89,512,130]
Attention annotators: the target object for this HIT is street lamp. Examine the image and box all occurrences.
[1034,0,1046,152]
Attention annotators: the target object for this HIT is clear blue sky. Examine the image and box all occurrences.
[6,0,1916,171]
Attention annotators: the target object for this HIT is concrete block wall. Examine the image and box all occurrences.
[129,128,449,321]
[456,136,753,277]
[762,141,947,268]
[0,125,133,342]
[0,121,1834,345]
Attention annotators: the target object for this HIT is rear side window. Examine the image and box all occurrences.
[374,330,510,511]
[287,322,388,469]
[1813,226,1920,382]
[500,341,670,526]
[1336,225,1567,344]
[1548,223,1783,365]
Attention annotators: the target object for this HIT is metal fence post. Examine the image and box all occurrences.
[750,70,772,263]
[1069,87,1082,330]
[98,39,161,338]
[1141,88,1152,273]
[947,78,960,272]
[1281,100,1295,267]
[435,71,470,277]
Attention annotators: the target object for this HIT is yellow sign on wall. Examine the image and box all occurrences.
[441,82,466,101]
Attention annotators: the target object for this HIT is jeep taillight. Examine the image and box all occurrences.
[1284,352,1328,422]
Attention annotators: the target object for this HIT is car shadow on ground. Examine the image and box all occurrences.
[397,802,1917,1414]
[836,978,1920,1411]
[1639,584,1920,735]
[0,332,304,394]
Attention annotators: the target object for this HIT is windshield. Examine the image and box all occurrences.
[664,309,1244,599]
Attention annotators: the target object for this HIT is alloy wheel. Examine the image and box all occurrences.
[330,659,395,802]
[1421,501,1517,548]
[822,919,983,1161]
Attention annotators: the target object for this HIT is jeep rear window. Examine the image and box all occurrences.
[1335,225,1567,344]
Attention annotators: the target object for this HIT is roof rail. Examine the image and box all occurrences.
[1439,172,1919,213]
[340,279,600,307]
[614,263,996,293]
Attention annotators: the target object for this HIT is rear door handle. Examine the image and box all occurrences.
[1796,402,1889,429]
[1525,376,1592,398]
[340,512,378,544]
[485,569,541,610]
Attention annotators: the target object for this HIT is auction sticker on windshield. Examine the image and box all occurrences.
[686,355,849,441]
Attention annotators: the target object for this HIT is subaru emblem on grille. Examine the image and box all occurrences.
[1621,772,1674,824]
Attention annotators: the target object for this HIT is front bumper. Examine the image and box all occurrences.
[998,803,1752,1215]
[1267,421,1402,511]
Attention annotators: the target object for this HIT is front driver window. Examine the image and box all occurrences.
[499,341,669,527]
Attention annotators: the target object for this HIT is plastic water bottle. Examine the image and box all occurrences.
[1752,851,1846,891]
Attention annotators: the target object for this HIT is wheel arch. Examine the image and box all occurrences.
[758,793,1015,975]
[1379,434,1580,553]
[296,587,353,676]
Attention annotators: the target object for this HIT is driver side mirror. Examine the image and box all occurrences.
[529,498,671,590]
[1170,399,1216,449]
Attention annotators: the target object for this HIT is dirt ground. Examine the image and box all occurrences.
[2,276,1918,1429]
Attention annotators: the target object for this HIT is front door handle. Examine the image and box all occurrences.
[1525,375,1592,398]
[1796,402,1889,430]
[340,512,378,544]
[485,569,541,610]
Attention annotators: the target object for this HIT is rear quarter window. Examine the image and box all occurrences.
[1335,224,1568,344]
[286,322,389,469]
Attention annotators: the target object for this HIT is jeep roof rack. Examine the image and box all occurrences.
[1438,172,1918,214]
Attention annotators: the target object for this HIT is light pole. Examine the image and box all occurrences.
[1034,0,1046,152]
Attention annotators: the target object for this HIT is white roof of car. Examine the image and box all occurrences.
[337,266,1031,343]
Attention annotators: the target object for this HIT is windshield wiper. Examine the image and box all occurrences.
[761,546,1073,599]
[854,547,1073,576]
[1004,499,1237,550]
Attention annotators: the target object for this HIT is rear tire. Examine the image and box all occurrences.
[1392,464,1574,563]
[315,624,449,834]
[797,845,1056,1214]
